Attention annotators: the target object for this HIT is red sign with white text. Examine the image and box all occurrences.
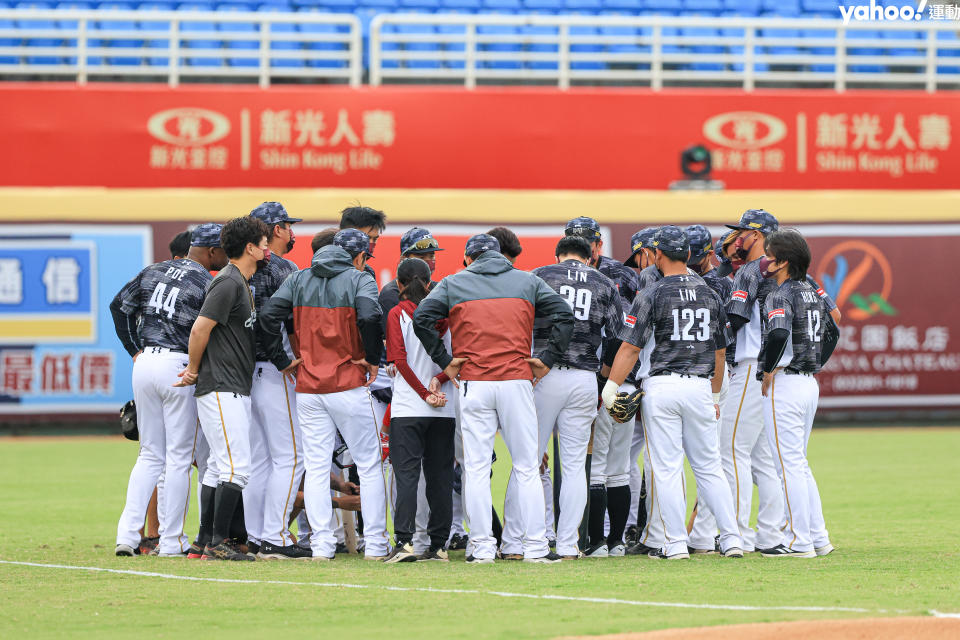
[1,84,957,189]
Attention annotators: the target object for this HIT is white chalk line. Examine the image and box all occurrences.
[0,559,926,616]
[930,610,960,619]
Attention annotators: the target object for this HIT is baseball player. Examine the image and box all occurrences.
[259,229,389,561]
[169,229,192,261]
[501,236,624,560]
[757,230,834,558]
[721,209,786,553]
[242,202,309,560]
[564,217,638,557]
[413,234,575,563]
[176,216,271,561]
[111,223,227,557]
[603,226,742,560]
[379,227,444,323]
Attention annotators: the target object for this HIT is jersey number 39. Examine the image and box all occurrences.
[671,308,710,341]
[559,285,592,321]
[149,282,181,320]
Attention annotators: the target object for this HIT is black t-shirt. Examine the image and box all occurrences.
[195,263,257,397]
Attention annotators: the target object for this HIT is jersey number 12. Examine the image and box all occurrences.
[149,282,180,320]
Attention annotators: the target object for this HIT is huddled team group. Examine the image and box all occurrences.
[111,203,838,563]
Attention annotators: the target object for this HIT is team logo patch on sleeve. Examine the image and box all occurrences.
[624,314,637,328]
[731,290,748,303]
[816,287,827,298]
[767,308,785,320]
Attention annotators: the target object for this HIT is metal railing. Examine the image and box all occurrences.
[369,14,960,91]
[0,9,362,87]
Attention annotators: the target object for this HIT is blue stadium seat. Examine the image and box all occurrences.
[881,29,923,59]
[358,0,399,7]
[722,0,759,14]
[399,0,442,9]
[439,0,482,10]
[565,0,601,12]
[683,0,721,13]
[482,0,521,9]
[299,16,348,69]
[394,22,440,68]
[761,26,800,57]
[318,0,358,12]
[435,22,465,68]
[15,1,64,65]
[569,24,601,69]
[524,0,562,11]
[179,2,223,67]
[217,2,258,68]
[762,0,797,14]
[477,23,520,68]
[602,0,641,11]
[520,23,556,69]
[139,1,173,66]
[0,18,17,64]
[93,2,144,66]
[643,0,681,11]
[259,5,304,68]
[801,0,834,13]
[846,29,884,73]
[682,25,722,70]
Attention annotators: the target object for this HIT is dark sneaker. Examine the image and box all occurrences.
[186,542,205,559]
[448,534,468,551]
[335,542,349,554]
[625,526,639,545]
[202,542,256,561]
[138,536,159,555]
[115,544,138,557]
[760,544,815,558]
[498,551,523,561]
[466,554,494,564]
[625,541,657,556]
[258,542,313,560]
[418,547,449,562]
[246,541,260,556]
[384,542,418,564]
[649,549,690,560]
[524,551,562,564]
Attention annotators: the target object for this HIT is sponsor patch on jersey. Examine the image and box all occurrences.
[624,314,637,328]
[816,287,826,298]
[767,308,785,320]
[731,290,748,303]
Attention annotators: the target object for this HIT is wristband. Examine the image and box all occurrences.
[601,380,620,410]
[712,392,721,404]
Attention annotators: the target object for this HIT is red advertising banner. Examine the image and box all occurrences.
[1,84,958,189]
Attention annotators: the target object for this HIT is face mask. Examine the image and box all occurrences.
[423,258,436,274]
[367,237,378,257]
[728,256,745,274]
[261,247,272,263]
[732,233,759,261]
[758,256,780,279]
[286,235,295,253]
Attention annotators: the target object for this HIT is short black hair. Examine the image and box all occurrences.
[487,227,522,260]
[311,227,339,253]
[220,216,269,260]
[555,236,592,261]
[764,230,811,281]
[660,247,689,263]
[169,229,192,259]
[340,206,386,232]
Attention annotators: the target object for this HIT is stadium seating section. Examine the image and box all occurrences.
[0,0,957,77]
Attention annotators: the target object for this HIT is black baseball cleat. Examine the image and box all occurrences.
[335,542,349,554]
[138,536,159,556]
[384,542,418,564]
[465,554,494,564]
[760,544,815,558]
[447,534,468,551]
[625,526,639,545]
[115,544,138,557]
[246,541,260,556]
[721,547,744,558]
[688,545,719,555]
[524,551,562,564]
[625,541,657,556]
[186,542,205,559]
[418,547,449,562]
[649,549,690,560]
[257,542,312,560]
[202,542,256,561]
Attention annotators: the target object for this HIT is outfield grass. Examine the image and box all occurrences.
[1,429,958,639]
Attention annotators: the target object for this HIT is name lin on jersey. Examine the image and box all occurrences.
[566,269,588,283]
[678,288,697,302]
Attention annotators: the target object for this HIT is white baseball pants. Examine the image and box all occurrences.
[297,387,388,559]
[502,368,594,557]
[460,379,548,560]
[591,381,636,488]
[247,362,304,546]
[116,350,199,555]
[720,359,784,551]
[763,372,830,553]
[197,391,252,490]
[689,369,729,550]
[641,375,741,557]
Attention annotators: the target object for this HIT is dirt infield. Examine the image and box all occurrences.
[559,617,960,640]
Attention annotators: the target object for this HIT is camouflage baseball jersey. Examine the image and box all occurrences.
[619,274,726,378]
[726,257,778,363]
[532,260,623,372]
[636,264,662,292]
[596,254,639,308]
[805,274,837,312]
[112,258,212,354]
[761,279,825,373]
[702,267,735,351]
[250,255,298,361]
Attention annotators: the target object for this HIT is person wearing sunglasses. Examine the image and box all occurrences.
[379,228,445,329]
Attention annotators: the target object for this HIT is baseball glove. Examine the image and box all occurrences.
[609,389,644,423]
[119,399,139,441]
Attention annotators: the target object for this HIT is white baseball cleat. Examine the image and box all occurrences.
[721,547,744,558]
[649,549,690,560]
[584,543,609,558]
[608,544,626,557]
[115,544,137,557]
[760,544,816,558]
[815,543,835,557]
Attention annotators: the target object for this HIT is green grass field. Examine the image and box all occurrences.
[1,428,959,639]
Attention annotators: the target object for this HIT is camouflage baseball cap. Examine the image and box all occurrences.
[685,224,714,264]
[653,225,689,255]
[400,227,444,255]
[333,228,373,258]
[726,209,778,234]
[564,216,601,241]
[623,226,659,267]
[249,201,303,226]
[190,223,223,248]
[464,233,500,257]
